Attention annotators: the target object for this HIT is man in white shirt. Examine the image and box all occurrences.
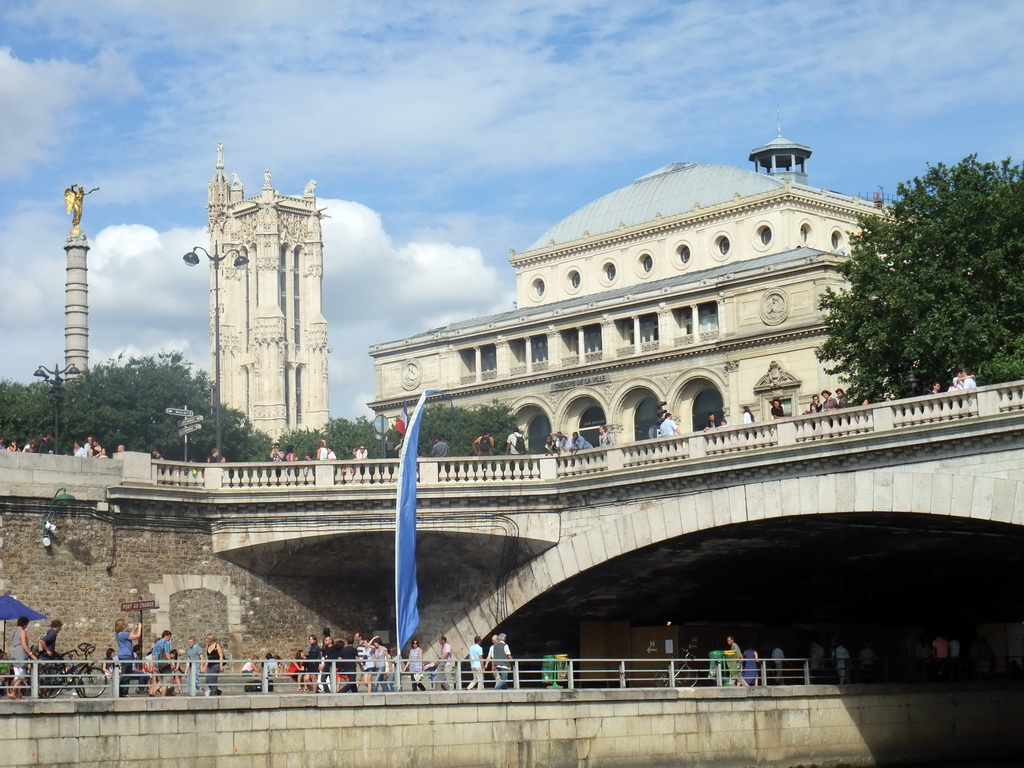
[505,429,525,455]
[486,633,513,689]
[659,413,678,437]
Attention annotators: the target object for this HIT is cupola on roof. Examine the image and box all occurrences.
[526,161,786,251]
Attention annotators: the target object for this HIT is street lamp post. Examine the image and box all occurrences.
[183,245,249,458]
[33,363,80,454]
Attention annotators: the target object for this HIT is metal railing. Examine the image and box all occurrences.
[2,655,1019,700]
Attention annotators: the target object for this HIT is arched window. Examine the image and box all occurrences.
[635,396,660,441]
[691,388,724,432]
[579,406,606,447]
[527,414,551,454]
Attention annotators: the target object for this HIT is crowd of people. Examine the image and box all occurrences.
[0,433,128,458]
[0,619,520,698]
[101,624,518,697]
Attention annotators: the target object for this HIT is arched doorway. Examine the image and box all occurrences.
[634,396,660,441]
[526,413,551,453]
[691,388,724,432]
[579,405,605,447]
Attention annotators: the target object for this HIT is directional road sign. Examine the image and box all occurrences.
[179,423,203,437]
[179,415,204,427]
[165,407,194,417]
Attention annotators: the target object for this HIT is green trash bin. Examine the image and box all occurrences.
[708,650,726,686]
[541,654,569,687]
[542,654,559,687]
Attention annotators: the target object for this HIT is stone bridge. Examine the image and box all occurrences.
[3,383,1024,654]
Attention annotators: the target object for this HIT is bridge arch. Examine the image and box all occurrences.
[446,467,1024,651]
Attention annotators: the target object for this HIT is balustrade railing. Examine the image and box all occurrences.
[5,654,1013,699]
[146,382,1017,491]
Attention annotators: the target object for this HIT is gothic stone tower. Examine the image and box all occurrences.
[207,146,330,437]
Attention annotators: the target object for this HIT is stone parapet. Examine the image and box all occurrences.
[0,685,1020,767]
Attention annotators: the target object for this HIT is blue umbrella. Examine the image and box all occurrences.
[0,594,47,642]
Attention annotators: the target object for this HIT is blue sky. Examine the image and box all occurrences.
[2,0,1022,419]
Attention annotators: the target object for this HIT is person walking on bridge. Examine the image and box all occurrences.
[487,633,513,690]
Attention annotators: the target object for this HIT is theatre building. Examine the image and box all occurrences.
[369,135,880,448]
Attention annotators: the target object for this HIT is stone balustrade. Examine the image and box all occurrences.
[140,382,1023,492]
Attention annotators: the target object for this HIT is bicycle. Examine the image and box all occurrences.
[657,642,702,688]
[38,643,107,699]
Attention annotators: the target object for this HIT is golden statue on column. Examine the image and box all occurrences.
[64,184,100,234]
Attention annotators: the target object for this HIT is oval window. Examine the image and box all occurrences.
[678,245,691,264]
[831,231,841,250]
[640,254,653,273]
[534,278,545,297]
[717,236,730,256]
[604,262,617,281]
[569,270,581,289]
[759,226,772,245]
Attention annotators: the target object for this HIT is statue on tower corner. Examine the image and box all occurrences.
[64,184,100,234]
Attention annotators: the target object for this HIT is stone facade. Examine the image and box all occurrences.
[0,508,387,661]
[206,146,330,437]
[369,136,880,446]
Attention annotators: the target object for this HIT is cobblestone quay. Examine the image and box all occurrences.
[0,684,1022,767]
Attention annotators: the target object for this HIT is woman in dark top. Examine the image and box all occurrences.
[305,635,322,691]
[204,634,224,696]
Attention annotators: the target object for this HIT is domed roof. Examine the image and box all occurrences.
[526,162,785,251]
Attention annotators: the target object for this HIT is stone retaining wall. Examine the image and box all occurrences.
[1,684,1021,768]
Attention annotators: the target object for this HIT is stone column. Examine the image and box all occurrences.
[495,336,509,377]
[600,315,615,357]
[657,304,672,344]
[525,336,533,374]
[546,326,560,368]
[64,231,90,373]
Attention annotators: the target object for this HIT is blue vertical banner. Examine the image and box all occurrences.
[395,390,448,653]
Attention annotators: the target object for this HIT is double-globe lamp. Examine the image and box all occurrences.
[183,246,249,459]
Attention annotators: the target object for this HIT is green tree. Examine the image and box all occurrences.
[58,352,269,460]
[818,155,1024,400]
[324,416,378,459]
[0,379,52,447]
[413,400,518,456]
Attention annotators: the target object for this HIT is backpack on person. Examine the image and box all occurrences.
[514,434,526,453]
[479,436,492,452]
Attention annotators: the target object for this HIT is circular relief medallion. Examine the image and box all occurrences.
[400,360,422,391]
[759,290,790,326]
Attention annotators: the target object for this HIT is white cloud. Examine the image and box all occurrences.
[0,46,139,178]
[0,196,510,420]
